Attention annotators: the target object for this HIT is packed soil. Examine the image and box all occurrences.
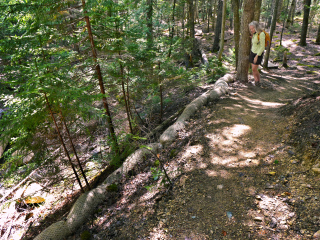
[64,26,320,239]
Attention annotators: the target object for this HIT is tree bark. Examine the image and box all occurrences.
[218,0,227,61]
[263,0,280,68]
[276,0,284,21]
[194,0,199,23]
[286,0,296,27]
[188,0,195,38]
[299,0,311,46]
[212,0,217,30]
[267,0,275,29]
[146,0,153,50]
[253,0,262,22]
[235,0,255,82]
[307,0,319,38]
[316,23,320,44]
[212,0,223,52]
[280,0,290,45]
[232,0,240,70]
[168,0,177,57]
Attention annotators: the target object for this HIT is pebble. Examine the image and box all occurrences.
[314,230,320,239]
[255,195,262,200]
[270,218,277,228]
[254,217,263,222]
[265,183,274,189]
[217,184,224,190]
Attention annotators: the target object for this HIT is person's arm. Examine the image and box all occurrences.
[256,32,265,56]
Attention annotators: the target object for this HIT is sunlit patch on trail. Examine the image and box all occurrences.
[245,194,296,235]
[205,169,234,178]
[238,95,285,109]
[228,158,260,168]
[181,145,203,159]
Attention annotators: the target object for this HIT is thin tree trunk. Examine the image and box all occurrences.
[307,0,319,38]
[290,0,296,24]
[235,0,255,82]
[194,0,199,23]
[168,0,177,57]
[232,0,240,70]
[229,1,234,30]
[267,0,275,29]
[286,0,296,27]
[253,0,262,22]
[146,0,153,50]
[280,0,290,45]
[126,77,134,128]
[263,0,280,68]
[45,94,84,193]
[60,111,90,190]
[158,62,163,122]
[316,22,320,44]
[218,0,227,61]
[212,0,223,52]
[182,3,185,40]
[81,0,119,155]
[212,0,217,30]
[299,0,311,46]
[120,62,133,134]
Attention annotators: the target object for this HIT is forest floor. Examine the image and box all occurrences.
[63,25,320,239]
[1,23,320,240]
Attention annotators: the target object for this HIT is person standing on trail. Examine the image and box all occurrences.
[249,21,265,86]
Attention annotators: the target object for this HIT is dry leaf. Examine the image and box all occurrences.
[25,196,45,204]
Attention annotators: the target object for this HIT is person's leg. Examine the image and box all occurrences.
[251,63,260,83]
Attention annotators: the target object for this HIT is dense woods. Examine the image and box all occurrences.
[0,0,320,239]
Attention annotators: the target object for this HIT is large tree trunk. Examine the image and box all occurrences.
[212,0,223,52]
[316,23,320,44]
[232,0,240,70]
[299,0,311,46]
[253,0,262,22]
[307,0,319,38]
[218,0,227,61]
[276,0,284,21]
[194,0,199,23]
[188,0,195,38]
[263,0,280,68]
[235,0,255,82]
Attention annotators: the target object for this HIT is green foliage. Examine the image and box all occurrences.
[0,0,230,191]
[151,167,163,181]
[206,56,228,83]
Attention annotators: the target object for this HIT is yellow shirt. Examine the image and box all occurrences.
[251,31,265,56]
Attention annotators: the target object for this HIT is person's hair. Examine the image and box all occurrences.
[249,21,263,33]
